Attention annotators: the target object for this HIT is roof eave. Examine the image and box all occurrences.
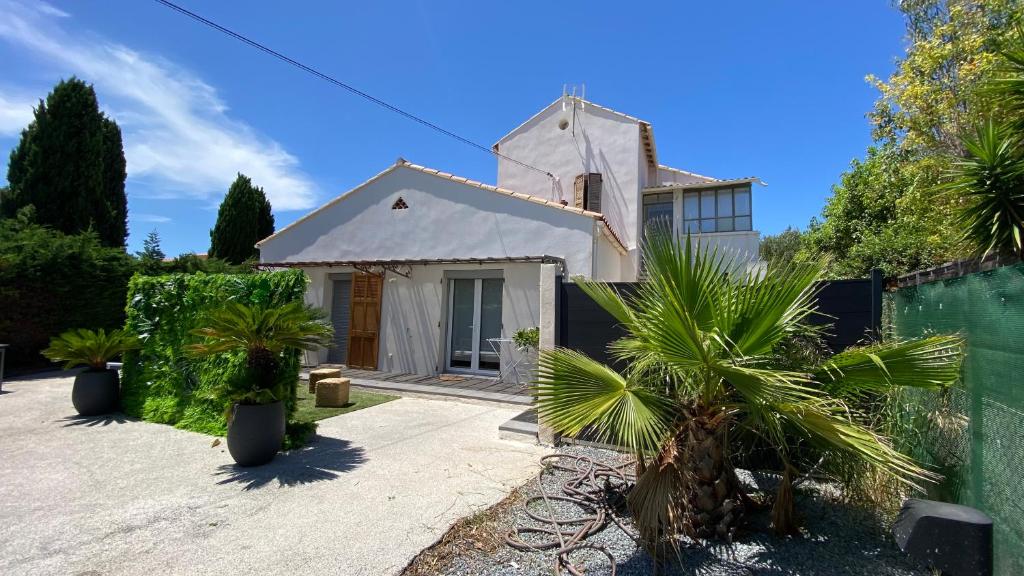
[642,177,765,193]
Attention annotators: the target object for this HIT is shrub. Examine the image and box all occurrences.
[121,270,307,435]
[0,209,135,370]
[512,327,539,350]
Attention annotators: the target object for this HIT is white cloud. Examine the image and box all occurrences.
[0,90,36,136]
[0,1,317,210]
[134,213,172,223]
[34,2,69,18]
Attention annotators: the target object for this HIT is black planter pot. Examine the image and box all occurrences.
[227,401,285,467]
[71,368,120,416]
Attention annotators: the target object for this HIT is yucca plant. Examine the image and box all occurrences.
[533,227,963,546]
[942,28,1024,258]
[185,301,332,404]
[942,119,1024,257]
[42,328,140,370]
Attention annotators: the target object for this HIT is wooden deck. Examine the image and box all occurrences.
[303,365,532,405]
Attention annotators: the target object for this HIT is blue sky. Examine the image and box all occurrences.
[0,1,907,256]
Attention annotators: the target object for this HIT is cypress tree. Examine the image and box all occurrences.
[209,173,275,264]
[98,118,128,247]
[3,78,128,247]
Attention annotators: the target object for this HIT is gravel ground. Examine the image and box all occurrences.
[418,445,928,576]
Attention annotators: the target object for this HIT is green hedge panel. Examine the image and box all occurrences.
[0,222,134,370]
[121,270,308,435]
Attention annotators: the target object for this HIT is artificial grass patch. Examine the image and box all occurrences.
[291,385,398,424]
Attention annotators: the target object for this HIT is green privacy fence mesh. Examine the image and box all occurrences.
[891,262,1024,575]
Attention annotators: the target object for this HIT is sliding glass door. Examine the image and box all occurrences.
[446,277,503,374]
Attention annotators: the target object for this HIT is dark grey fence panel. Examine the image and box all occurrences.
[556,271,881,365]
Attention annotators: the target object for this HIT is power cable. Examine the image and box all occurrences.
[151,0,555,180]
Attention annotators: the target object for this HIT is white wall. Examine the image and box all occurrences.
[495,100,643,265]
[299,263,541,375]
[378,263,540,375]
[656,166,715,187]
[689,230,761,263]
[259,165,597,278]
[593,229,626,281]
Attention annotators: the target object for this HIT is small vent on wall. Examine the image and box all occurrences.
[391,197,409,210]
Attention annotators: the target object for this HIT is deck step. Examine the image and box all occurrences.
[349,378,532,406]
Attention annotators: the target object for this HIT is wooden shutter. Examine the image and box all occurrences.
[346,272,382,370]
[574,174,586,209]
[573,173,602,212]
[586,173,602,213]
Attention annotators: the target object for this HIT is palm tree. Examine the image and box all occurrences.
[186,301,332,403]
[533,227,962,545]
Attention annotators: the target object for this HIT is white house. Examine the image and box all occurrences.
[257,95,763,376]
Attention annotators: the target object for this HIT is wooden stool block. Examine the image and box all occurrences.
[315,378,351,407]
[308,368,342,394]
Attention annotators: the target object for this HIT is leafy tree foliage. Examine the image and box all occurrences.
[759,227,804,268]
[803,146,959,277]
[802,0,1022,277]
[165,253,252,274]
[209,173,275,264]
[2,78,128,247]
[0,208,135,369]
[942,33,1024,257]
[869,0,1020,154]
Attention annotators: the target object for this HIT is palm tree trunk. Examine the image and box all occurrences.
[630,405,744,545]
[683,407,743,540]
[772,462,797,535]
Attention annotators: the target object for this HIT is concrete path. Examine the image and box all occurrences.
[0,374,548,575]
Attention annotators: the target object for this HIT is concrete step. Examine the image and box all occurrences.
[499,409,538,443]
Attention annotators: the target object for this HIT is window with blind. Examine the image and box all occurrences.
[682,185,751,233]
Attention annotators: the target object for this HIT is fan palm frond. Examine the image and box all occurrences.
[533,348,675,453]
[814,335,965,398]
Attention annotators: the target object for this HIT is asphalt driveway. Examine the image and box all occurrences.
[0,373,547,575]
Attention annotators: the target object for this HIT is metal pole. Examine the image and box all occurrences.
[0,345,6,392]
[870,268,883,341]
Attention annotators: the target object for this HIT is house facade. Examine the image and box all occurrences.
[257,96,763,376]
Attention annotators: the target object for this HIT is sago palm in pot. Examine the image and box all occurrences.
[42,328,141,416]
[186,300,332,466]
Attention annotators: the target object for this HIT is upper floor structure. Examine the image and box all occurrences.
[494,96,762,278]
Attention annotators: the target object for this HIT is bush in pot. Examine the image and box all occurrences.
[186,301,332,466]
[42,328,141,416]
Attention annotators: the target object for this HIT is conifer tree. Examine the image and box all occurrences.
[209,173,275,264]
[136,230,165,275]
[3,78,128,247]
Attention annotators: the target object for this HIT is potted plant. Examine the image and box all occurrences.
[42,328,141,416]
[186,301,332,467]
